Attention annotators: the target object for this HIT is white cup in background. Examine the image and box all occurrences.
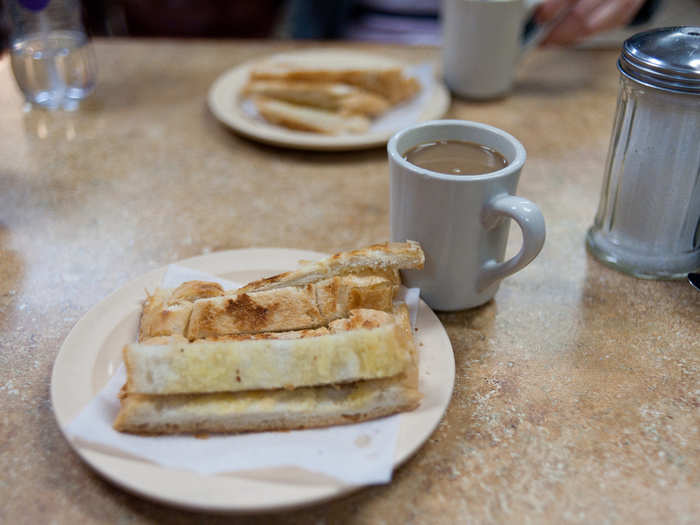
[442,0,546,99]
[389,120,546,311]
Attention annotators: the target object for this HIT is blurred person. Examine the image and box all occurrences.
[537,0,662,45]
[286,0,669,44]
[287,0,441,43]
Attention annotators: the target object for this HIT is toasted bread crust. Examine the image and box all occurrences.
[138,242,421,341]
[238,241,424,293]
[254,96,371,135]
[139,274,396,341]
[115,304,420,434]
[120,243,425,435]
[249,64,420,104]
[138,289,193,341]
[203,327,330,341]
[244,80,391,117]
[186,285,323,339]
[315,274,396,321]
[113,376,421,435]
[124,308,410,395]
[243,53,420,135]
[160,273,399,340]
[169,280,224,303]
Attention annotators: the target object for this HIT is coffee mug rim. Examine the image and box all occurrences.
[387,119,526,181]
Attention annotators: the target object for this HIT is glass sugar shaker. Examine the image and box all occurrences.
[586,27,700,279]
[7,0,97,110]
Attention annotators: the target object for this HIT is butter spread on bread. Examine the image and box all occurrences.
[113,375,420,435]
[115,242,425,435]
[114,304,420,434]
[124,309,410,395]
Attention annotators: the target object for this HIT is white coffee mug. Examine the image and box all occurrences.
[389,120,546,311]
[442,0,547,99]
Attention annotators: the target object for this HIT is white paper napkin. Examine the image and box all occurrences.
[66,265,420,485]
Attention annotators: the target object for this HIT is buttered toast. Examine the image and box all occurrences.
[243,51,421,134]
[115,242,425,435]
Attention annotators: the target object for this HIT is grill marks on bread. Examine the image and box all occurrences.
[138,242,424,342]
[139,289,193,341]
[139,281,225,341]
[184,276,395,339]
[237,241,423,294]
[117,240,427,435]
[139,274,400,342]
[187,285,323,339]
[114,305,421,434]
[223,293,275,330]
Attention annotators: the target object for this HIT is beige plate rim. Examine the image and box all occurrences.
[207,49,451,151]
[50,248,455,514]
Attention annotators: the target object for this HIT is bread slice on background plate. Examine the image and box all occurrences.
[249,51,420,104]
[253,97,371,135]
[244,80,390,117]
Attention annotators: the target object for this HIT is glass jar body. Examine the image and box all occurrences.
[586,75,700,279]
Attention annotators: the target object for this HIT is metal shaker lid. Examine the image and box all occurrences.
[618,26,700,94]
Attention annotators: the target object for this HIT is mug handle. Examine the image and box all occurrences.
[477,194,546,292]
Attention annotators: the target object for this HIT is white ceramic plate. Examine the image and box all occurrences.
[51,248,455,513]
[207,49,451,151]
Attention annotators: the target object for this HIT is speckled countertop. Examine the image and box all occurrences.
[0,40,697,524]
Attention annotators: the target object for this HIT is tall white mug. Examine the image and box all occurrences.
[389,120,546,311]
[442,0,545,99]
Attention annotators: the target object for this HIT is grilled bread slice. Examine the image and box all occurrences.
[138,242,422,339]
[139,281,224,341]
[124,309,410,395]
[186,284,323,339]
[139,274,397,341]
[254,96,371,135]
[112,376,420,435]
[249,52,420,104]
[238,241,424,293]
[244,80,390,117]
[114,305,420,434]
[139,275,396,341]
[186,273,397,339]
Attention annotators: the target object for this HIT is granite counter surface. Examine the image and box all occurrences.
[0,40,697,524]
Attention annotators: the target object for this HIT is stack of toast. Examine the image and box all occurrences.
[114,241,425,435]
[243,54,421,135]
